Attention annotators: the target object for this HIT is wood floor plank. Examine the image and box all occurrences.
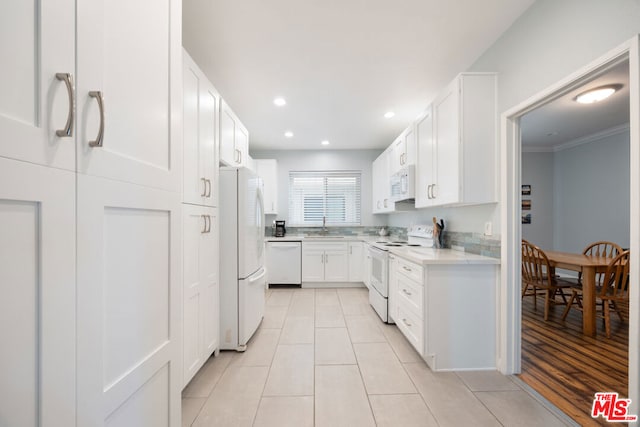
[519,296,629,426]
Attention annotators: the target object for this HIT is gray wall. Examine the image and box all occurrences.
[250,149,387,227]
[466,0,640,234]
[554,130,630,252]
[521,152,555,249]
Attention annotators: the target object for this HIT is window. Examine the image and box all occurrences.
[289,171,361,226]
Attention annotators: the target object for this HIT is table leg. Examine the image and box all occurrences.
[582,266,596,336]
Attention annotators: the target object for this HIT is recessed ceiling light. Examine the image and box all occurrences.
[574,84,622,104]
[273,97,287,106]
[384,111,395,119]
[321,140,330,146]
[284,131,294,138]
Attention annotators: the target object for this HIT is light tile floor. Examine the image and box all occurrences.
[183,288,574,427]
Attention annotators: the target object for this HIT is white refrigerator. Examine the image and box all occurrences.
[219,167,266,351]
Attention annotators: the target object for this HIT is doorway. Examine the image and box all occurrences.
[499,35,640,419]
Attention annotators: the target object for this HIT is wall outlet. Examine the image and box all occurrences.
[484,222,493,236]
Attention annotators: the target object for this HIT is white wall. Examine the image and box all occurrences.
[553,129,630,252]
[521,152,555,248]
[250,149,387,227]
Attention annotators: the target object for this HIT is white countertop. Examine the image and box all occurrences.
[265,234,499,265]
[388,246,499,265]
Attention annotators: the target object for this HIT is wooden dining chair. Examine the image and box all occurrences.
[521,240,573,320]
[563,241,623,285]
[562,250,630,338]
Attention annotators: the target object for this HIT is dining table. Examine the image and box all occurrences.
[545,250,613,337]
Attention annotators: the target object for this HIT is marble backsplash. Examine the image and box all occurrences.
[265,225,500,258]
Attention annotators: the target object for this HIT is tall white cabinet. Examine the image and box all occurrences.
[415,73,497,208]
[220,100,249,167]
[1,1,184,426]
[255,159,278,214]
[181,51,220,387]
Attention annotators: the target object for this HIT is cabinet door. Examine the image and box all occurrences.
[183,52,219,207]
[0,0,75,170]
[256,159,278,214]
[415,107,434,208]
[348,242,364,282]
[325,249,349,282]
[404,125,416,166]
[381,148,395,212]
[201,209,219,357]
[0,158,75,427]
[182,205,209,387]
[433,79,460,206]
[220,101,237,166]
[390,135,405,175]
[372,156,383,213]
[302,248,325,282]
[76,0,182,192]
[77,175,181,427]
[236,124,249,167]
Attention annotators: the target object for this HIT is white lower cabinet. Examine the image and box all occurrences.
[182,205,219,387]
[302,242,349,282]
[348,242,364,282]
[392,255,497,371]
[76,175,182,426]
[0,158,76,427]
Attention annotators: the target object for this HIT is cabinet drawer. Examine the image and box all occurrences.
[303,241,348,252]
[396,303,424,355]
[397,274,423,317]
[397,257,423,283]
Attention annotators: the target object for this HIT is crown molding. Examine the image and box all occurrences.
[553,123,630,152]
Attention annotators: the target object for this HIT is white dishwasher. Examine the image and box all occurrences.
[266,241,302,285]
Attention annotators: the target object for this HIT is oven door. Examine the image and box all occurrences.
[368,246,388,297]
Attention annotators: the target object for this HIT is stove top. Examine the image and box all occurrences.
[370,224,436,251]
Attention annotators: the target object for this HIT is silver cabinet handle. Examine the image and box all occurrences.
[403,266,412,272]
[321,254,324,264]
[201,215,207,233]
[201,178,207,197]
[384,199,388,208]
[55,73,74,137]
[206,179,212,198]
[432,184,437,199]
[271,202,274,211]
[325,254,328,263]
[402,318,412,327]
[402,288,412,296]
[427,185,432,199]
[88,91,104,147]
[206,215,212,233]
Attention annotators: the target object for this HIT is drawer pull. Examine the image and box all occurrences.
[402,318,412,327]
[402,288,412,296]
[402,266,412,272]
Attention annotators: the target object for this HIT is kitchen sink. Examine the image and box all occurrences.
[304,235,345,239]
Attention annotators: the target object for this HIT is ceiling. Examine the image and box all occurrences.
[521,60,630,150]
[183,0,535,150]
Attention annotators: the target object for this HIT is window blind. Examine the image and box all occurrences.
[289,171,361,226]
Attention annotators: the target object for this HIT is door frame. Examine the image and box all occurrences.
[499,34,640,414]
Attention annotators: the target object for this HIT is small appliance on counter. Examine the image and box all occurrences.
[274,220,286,237]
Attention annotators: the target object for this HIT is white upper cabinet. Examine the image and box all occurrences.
[220,100,249,167]
[183,51,218,207]
[255,159,278,214]
[76,0,182,192]
[415,106,435,208]
[0,0,76,171]
[372,148,396,214]
[389,125,416,175]
[415,73,497,208]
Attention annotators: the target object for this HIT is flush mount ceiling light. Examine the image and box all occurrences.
[384,111,395,119]
[574,84,622,104]
[321,140,330,146]
[273,97,287,106]
[284,131,294,138]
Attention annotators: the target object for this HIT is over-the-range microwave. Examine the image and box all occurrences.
[390,164,415,202]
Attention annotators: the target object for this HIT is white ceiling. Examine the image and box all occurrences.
[521,60,630,150]
[183,0,535,150]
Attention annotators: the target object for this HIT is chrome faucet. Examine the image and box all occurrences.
[322,215,327,232]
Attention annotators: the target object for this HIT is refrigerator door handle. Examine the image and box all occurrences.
[248,268,267,283]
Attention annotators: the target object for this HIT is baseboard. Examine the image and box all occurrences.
[302,282,366,289]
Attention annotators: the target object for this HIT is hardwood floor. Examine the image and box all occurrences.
[519,295,629,426]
